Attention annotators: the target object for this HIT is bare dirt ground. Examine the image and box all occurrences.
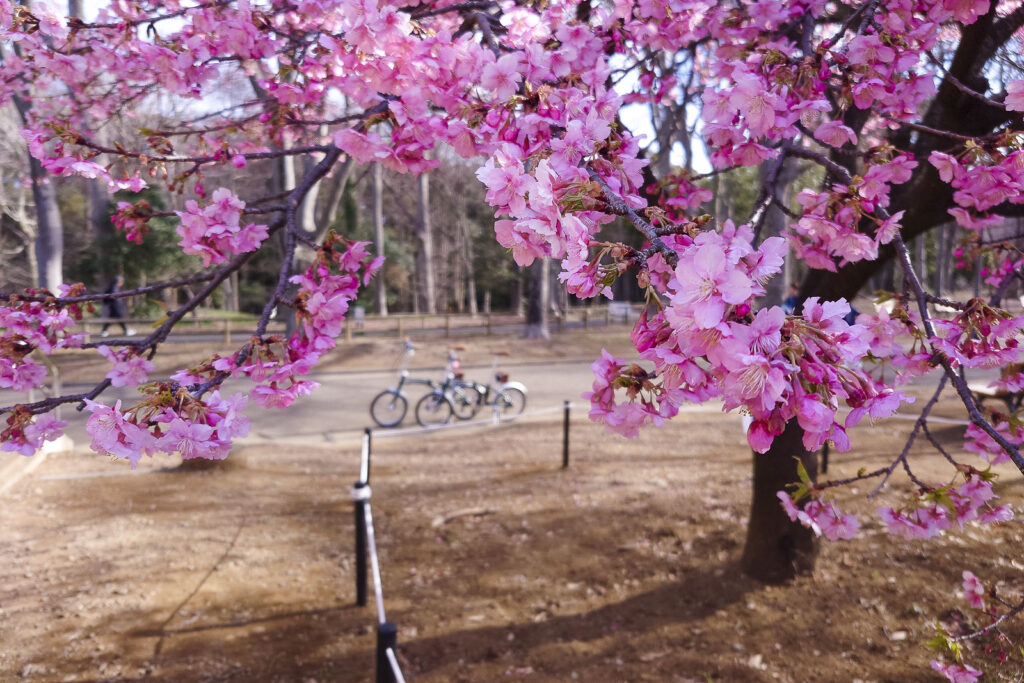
[2,329,1024,682]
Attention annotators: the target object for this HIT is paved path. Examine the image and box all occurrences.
[238,359,602,445]
[0,358,606,457]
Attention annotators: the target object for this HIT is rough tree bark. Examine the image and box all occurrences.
[740,419,820,583]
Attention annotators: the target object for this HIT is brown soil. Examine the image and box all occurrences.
[3,334,1024,682]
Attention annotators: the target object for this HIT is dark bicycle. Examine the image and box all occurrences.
[414,347,482,427]
[369,341,438,428]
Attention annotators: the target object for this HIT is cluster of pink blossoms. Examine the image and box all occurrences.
[930,143,1024,234]
[0,286,86,393]
[1,411,67,457]
[83,391,249,468]
[777,491,859,541]
[78,238,380,463]
[174,189,269,266]
[789,154,913,271]
[877,477,1012,539]
[111,200,153,245]
[585,222,908,453]
[931,660,982,683]
[930,302,1024,370]
[964,411,1024,467]
[96,345,156,388]
[174,238,384,410]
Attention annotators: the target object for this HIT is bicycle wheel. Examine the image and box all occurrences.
[415,392,453,427]
[451,384,482,420]
[494,387,526,419]
[370,390,408,428]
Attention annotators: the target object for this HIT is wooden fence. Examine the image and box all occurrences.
[78,304,639,344]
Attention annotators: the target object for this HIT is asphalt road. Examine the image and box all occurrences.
[3,358,603,454]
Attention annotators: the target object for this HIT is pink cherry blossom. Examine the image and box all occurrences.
[961,570,985,609]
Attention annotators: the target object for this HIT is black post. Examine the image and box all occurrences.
[562,400,570,469]
[376,621,399,683]
[821,441,830,474]
[354,481,368,607]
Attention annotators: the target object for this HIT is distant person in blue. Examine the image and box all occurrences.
[782,283,800,315]
[100,274,136,338]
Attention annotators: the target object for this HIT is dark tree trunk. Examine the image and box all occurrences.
[740,158,815,583]
[741,420,820,583]
[743,2,1022,585]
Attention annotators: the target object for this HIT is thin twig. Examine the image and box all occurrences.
[953,594,1024,643]
[586,167,679,268]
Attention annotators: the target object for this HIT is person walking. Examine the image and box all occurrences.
[100,275,136,338]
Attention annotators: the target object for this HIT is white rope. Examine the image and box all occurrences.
[373,403,567,439]
[386,648,407,683]
[364,501,387,624]
[360,431,371,484]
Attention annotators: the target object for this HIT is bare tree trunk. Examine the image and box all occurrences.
[513,265,524,316]
[220,271,239,312]
[459,216,478,315]
[524,257,550,339]
[28,156,63,291]
[372,162,388,316]
[416,170,437,314]
[740,420,820,583]
[466,267,478,316]
[9,83,63,291]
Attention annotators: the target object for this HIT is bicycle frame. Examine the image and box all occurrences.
[387,342,438,398]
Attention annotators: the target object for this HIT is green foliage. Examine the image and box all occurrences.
[720,165,761,223]
[66,188,200,291]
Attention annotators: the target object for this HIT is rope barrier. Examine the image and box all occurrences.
[350,432,406,682]
[386,648,407,683]
[364,500,387,624]
[361,427,372,483]
[372,403,567,439]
